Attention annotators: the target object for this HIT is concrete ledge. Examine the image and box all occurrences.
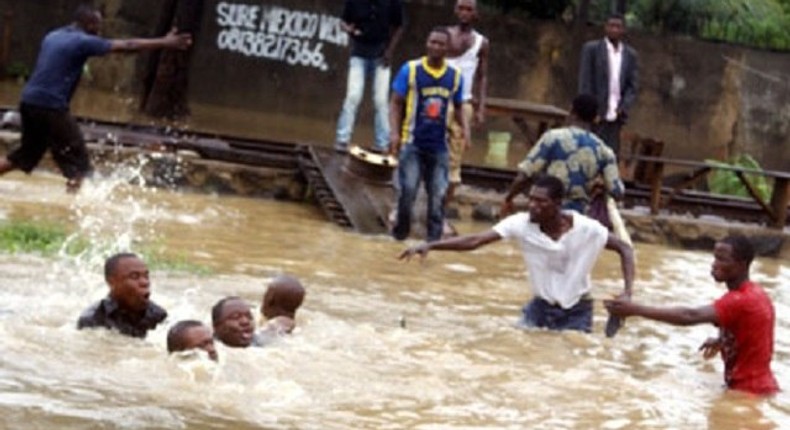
[1,131,787,258]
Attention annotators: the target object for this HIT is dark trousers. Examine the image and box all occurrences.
[594,120,622,157]
[9,103,91,179]
[520,296,593,333]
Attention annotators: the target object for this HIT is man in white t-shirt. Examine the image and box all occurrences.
[399,175,634,332]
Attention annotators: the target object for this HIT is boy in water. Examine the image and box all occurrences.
[167,320,218,361]
[260,275,306,336]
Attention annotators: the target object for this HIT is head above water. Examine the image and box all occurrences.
[426,27,451,62]
[455,0,478,26]
[105,253,150,314]
[711,235,754,286]
[571,94,599,124]
[74,4,103,35]
[604,13,626,44]
[527,175,565,223]
[212,296,255,348]
[261,275,305,320]
[167,320,218,361]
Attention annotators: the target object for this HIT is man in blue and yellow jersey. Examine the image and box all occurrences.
[389,27,469,242]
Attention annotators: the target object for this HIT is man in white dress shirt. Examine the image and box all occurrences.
[578,13,639,156]
[399,174,634,333]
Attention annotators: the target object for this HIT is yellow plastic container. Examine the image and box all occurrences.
[485,131,511,168]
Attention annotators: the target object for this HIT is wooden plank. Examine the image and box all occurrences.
[769,178,789,229]
[734,170,774,221]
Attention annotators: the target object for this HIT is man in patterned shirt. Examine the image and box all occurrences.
[502,94,623,215]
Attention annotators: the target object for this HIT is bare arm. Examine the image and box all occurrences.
[389,92,405,155]
[604,301,718,327]
[109,28,191,52]
[500,171,531,217]
[398,230,502,261]
[472,37,489,126]
[604,233,634,297]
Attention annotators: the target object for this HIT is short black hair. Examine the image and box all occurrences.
[572,94,599,123]
[607,13,626,24]
[430,26,451,40]
[720,235,755,265]
[531,175,565,201]
[167,320,204,353]
[211,296,242,326]
[74,4,99,23]
[104,252,139,281]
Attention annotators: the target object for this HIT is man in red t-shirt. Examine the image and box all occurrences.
[604,235,779,395]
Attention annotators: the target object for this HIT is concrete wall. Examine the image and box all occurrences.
[1,0,788,169]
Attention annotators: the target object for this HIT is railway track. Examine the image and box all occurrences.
[1,107,784,228]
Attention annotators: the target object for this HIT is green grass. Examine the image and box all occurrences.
[0,220,212,275]
[0,221,88,255]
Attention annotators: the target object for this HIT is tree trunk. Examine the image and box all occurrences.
[141,0,204,120]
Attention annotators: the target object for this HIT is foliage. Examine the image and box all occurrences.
[0,221,87,256]
[0,220,211,275]
[706,154,773,202]
[628,0,790,50]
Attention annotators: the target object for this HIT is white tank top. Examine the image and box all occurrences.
[447,31,483,102]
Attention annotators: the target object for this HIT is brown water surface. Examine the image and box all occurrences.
[0,169,787,429]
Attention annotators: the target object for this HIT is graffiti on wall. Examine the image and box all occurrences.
[215,2,348,71]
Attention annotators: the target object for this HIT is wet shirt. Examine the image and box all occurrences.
[77,297,167,338]
[492,211,608,309]
[342,0,403,58]
[392,57,463,153]
[518,126,624,212]
[713,281,779,395]
[21,25,111,110]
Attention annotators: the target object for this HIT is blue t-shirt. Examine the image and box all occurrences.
[392,57,463,153]
[21,26,112,110]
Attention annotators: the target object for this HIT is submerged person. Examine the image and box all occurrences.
[78,253,167,338]
[605,235,779,396]
[259,275,306,336]
[399,175,634,333]
[212,296,261,348]
[167,320,218,361]
[0,5,192,192]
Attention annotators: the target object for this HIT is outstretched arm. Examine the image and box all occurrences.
[109,28,192,52]
[398,230,502,261]
[604,233,634,297]
[604,301,718,327]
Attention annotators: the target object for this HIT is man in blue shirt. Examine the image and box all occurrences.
[0,5,192,192]
[389,27,469,242]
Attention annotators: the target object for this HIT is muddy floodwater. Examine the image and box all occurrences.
[0,166,787,429]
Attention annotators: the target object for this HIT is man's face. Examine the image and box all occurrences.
[604,17,625,42]
[108,257,150,314]
[426,31,449,61]
[711,242,746,283]
[527,186,559,223]
[84,12,103,35]
[182,325,218,361]
[455,0,477,25]
[214,299,255,347]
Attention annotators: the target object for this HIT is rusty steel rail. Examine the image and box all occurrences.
[1,107,785,227]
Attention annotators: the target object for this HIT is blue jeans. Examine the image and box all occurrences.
[335,56,391,151]
[519,296,593,333]
[393,145,449,242]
